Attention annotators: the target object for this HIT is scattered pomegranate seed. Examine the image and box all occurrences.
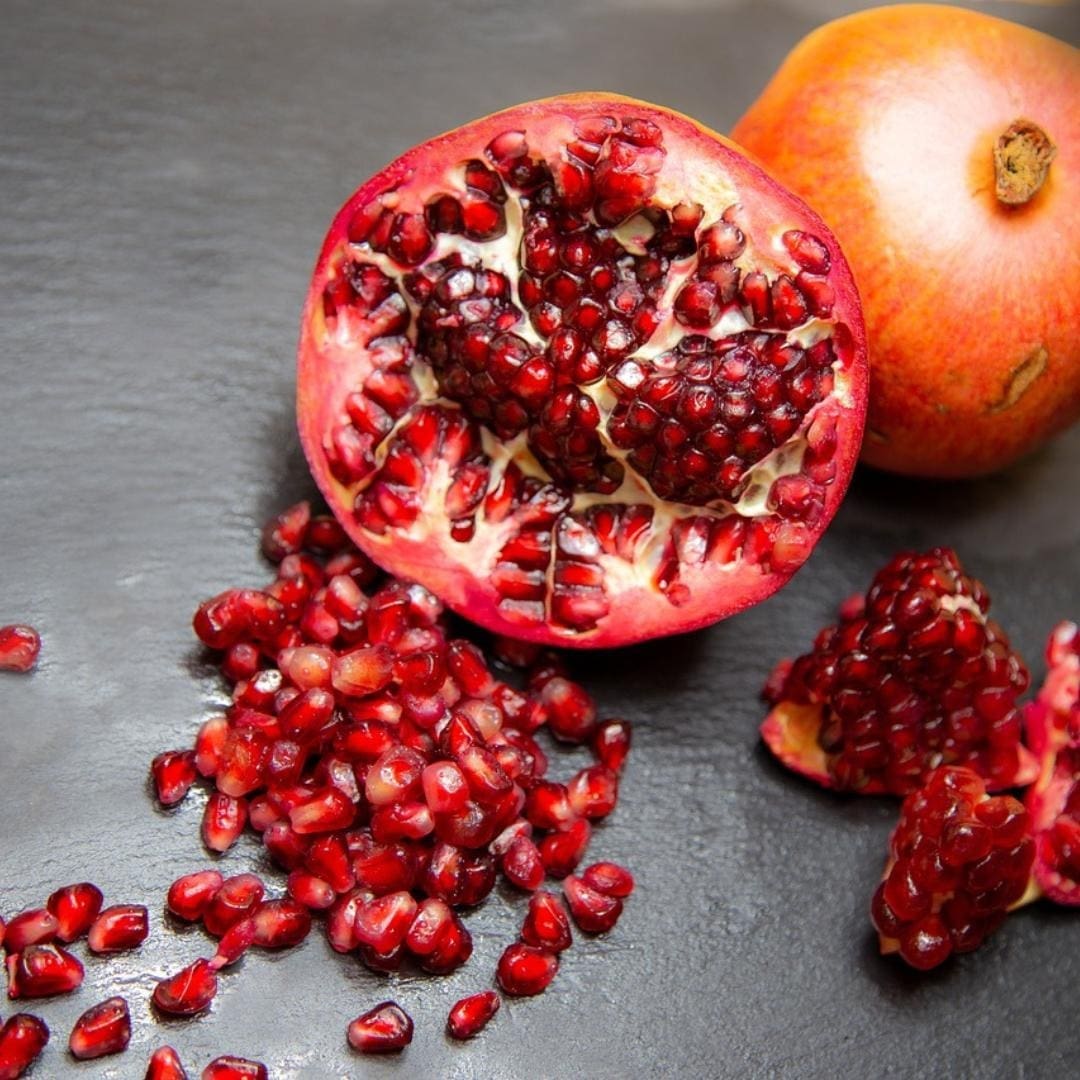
[262,500,312,562]
[1,909,59,953]
[521,890,573,952]
[496,942,559,996]
[46,882,104,942]
[68,995,131,1060]
[564,875,624,933]
[152,750,199,806]
[210,917,256,970]
[251,899,312,949]
[0,625,40,672]
[201,1055,269,1079]
[202,792,248,852]
[167,870,225,922]
[152,959,218,1016]
[346,1001,414,1054]
[502,835,546,891]
[538,818,592,878]
[204,874,265,937]
[447,990,501,1040]
[592,719,631,773]
[582,861,635,898]
[0,1014,49,1077]
[87,904,149,954]
[6,943,84,998]
[146,1045,189,1080]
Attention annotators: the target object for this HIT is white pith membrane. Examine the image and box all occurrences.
[305,111,856,637]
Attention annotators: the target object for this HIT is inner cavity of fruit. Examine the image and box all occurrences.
[299,96,865,644]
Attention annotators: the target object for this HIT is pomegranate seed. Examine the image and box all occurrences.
[210,918,256,970]
[2,910,59,952]
[261,501,311,562]
[287,869,336,910]
[564,875,624,933]
[146,1046,189,1080]
[538,818,592,878]
[537,677,597,743]
[304,834,356,893]
[447,990,501,1040]
[202,792,248,852]
[204,874,265,937]
[496,942,559,996]
[567,764,619,818]
[222,642,261,682]
[0,625,40,672]
[354,891,418,953]
[327,890,368,953]
[332,644,394,697]
[0,1014,49,1077]
[346,1001,414,1054]
[421,760,470,814]
[525,781,577,830]
[521,890,573,952]
[251,899,312,948]
[152,750,199,805]
[167,870,224,922]
[152,959,218,1016]
[6,944,84,998]
[202,1057,269,1080]
[87,905,149,954]
[404,898,453,956]
[68,996,131,1060]
[365,745,427,806]
[582,861,635,897]
[263,820,310,870]
[351,835,418,894]
[289,786,356,834]
[194,715,229,777]
[47,882,103,942]
[193,589,284,650]
[419,914,473,975]
[502,835,545,890]
[215,729,271,797]
[592,719,631,772]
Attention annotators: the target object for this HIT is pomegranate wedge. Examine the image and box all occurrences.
[297,93,867,646]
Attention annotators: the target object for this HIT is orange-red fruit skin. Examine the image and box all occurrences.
[733,4,1080,477]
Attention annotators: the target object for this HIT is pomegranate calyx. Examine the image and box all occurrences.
[994,119,1057,206]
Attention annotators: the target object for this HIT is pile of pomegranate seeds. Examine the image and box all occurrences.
[762,548,1036,794]
[0,625,39,673]
[146,502,634,1050]
[871,766,1035,970]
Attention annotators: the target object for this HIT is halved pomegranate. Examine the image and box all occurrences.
[1024,622,1080,905]
[761,548,1037,794]
[297,94,867,646]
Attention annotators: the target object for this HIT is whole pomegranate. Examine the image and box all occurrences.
[297,94,867,647]
[733,5,1080,478]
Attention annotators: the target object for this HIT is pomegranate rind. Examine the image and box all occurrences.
[1024,622,1080,906]
[297,92,867,647]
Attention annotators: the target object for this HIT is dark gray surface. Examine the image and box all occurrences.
[2,1,1079,1077]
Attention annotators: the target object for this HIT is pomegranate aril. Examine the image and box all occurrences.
[539,818,592,878]
[347,1001,414,1054]
[167,870,224,922]
[503,835,545,891]
[195,715,229,777]
[898,915,953,971]
[152,959,217,1016]
[251,899,312,949]
[404,898,453,956]
[204,874,265,937]
[87,905,149,954]
[2,910,59,953]
[210,918,255,970]
[202,792,248,852]
[44,882,102,944]
[420,916,473,974]
[146,1045,189,1080]
[0,1014,49,1077]
[201,1057,269,1080]
[567,764,619,818]
[68,996,131,1060]
[447,990,500,1040]
[261,501,311,562]
[521,890,573,952]
[592,719,631,772]
[582,861,635,897]
[525,780,576,830]
[497,942,559,996]
[6,944,84,998]
[152,750,199,806]
[422,760,470,814]
[287,869,337,911]
[565,875,624,933]
[289,786,356,834]
[354,891,418,952]
[537,677,597,743]
[0,625,41,672]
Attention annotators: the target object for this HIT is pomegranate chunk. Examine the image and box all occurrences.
[872,766,1035,969]
[152,959,218,1016]
[146,1045,189,1080]
[87,904,149,954]
[6,944,84,998]
[496,942,559,996]
[46,882,104,942]
[447,990,501,1040]
[762,548,1037,794]
[346,1001,414,1054]
[68,996,131,1060]
[0,625,40,672]
[0,1014,49,1078]
[201,1056,269,1079]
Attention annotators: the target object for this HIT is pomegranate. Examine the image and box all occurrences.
[0,625,40,672]
[202,1057,269,1080]
[761,548,1037,794]
[146,1046,189,1080]
[297,94,867,647]
[68,996,131,1060]
[872,766,1036,969]
[87,904,149,954]
[46,882,103,942]
[346,1002,413,1054]
[446,990,500,1040]
[732,5,1080,477]
[1024,622,1080,905]
[0,1014,49,1079]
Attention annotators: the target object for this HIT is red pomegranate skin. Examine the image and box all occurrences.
[733,4,1080,477]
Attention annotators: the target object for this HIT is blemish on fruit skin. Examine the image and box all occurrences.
[988,345,1047,413]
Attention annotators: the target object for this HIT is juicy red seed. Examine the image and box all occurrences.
[2,910,59,952]
[564,875,624,933]
[0,625,41,672]
[422,760,470,814]
[0,1014,49,1076]
[146,1046,188,1080]
[289,786,356,834]
[581,861,635,898]
[496,942,559,996]
[525,780,576,830]
[538,677,597,743]
[898,915,953,971]
[6,944,84,998]
[304,834,356,893]
[567,764,619,818]
[287,870,337,911]
[203,874,265,937]
[521,890,573,952]
[202,792,248,852]
[354,891,418,953]
[365,746,427,807]
[167,870,224,922]
[447,990,501,1040]
[69,996,131,1059]
[782,229,830,273]
[592,719,632,772]
[46,882,103,943]
[502,835,546,891]
[347,1001,414,1054]
[211,917,256,969]
[152,959,218,1016]
[151,750,198,806]
[404,898,453,956]
[251,899,313,949]
[419,916,473,974]
[538,818,592,878]
[195,715,229,777]
[87,905,149,954]
[261,501,311,562]
[193,589,285,650]
[222,642,261,681]
[202,1057,269,1080]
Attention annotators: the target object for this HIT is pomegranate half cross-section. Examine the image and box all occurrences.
[297,94,867,646]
